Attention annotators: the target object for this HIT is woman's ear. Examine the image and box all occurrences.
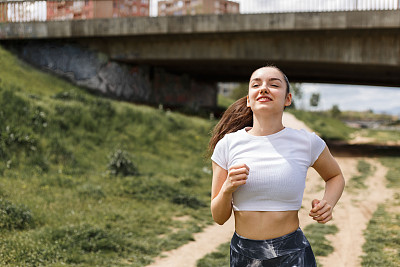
[284,93,292,107]
[246,95,250,107]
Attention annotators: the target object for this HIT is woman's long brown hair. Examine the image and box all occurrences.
[208,66,290,156]
[208,96,253,155]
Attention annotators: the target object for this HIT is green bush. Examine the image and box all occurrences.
[172,194,206,209]
[48,224,127,253]
[0,198,34,230]
[123,175,177,201]
[108,149,138,176]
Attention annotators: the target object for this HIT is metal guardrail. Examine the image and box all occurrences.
[0,0,399,23]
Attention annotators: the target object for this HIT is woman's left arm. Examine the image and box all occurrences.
[309,146,345,224]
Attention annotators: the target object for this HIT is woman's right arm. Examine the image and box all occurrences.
[211,162,249,225]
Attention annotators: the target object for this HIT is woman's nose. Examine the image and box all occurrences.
[259,87,268,94]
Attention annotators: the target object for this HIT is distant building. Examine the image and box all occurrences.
[47,0,150,21]
[0,2,7,22]
[158,0,239,16]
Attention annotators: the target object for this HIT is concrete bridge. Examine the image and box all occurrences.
[1,10,399,108]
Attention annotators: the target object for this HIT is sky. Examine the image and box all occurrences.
[150,0,400,16]
[299,84,400,116]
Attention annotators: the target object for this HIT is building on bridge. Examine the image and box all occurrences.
[47,0,150,21]
[158,0,239,16]
[0,2,6,22]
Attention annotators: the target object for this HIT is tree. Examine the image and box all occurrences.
[310,93,320,108]
[290,83,303,109]
[230,83,248,100]
[330,104,341,118]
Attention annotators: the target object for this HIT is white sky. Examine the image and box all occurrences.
[150,0,400,16]
[299,84,400,116]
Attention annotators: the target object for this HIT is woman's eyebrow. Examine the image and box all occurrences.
[250,78,262,83]
[269,78,283,82]
[250,77,282,83]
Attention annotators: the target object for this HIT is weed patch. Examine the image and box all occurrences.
[380,157,400,188]
[108,149,138,176]
[197,242,230,267]
[0,198,34,230]
[361,205,400,267]
[303,223,338,257]
[347,160,373,190]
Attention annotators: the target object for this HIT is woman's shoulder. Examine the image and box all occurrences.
[283,127,322,142]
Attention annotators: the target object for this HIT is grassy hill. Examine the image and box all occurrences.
[0,45,215,266]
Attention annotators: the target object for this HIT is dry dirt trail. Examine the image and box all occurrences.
[146,113,394,267]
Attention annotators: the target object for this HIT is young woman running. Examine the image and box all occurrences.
[209,66,345,266]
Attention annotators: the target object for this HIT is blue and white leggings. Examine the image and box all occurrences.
[230,228,317,267]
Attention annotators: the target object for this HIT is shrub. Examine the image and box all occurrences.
[172,194,206,209]
[0,198,34,230]
[108,149,138,176]
[123,175,177,201]
[31,107,48,132]
[49,224,127,253]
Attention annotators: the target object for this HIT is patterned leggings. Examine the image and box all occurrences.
[230,228,317,267]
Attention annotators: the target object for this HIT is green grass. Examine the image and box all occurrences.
[361,157,400,266]
[380,157,400,188]
[303,224,338,257]
[196,242,230,267]
[0,45,216,266]
[287,109,355,140]
[361,205,400,267]
[347,160,373,191]
[354,129,400,144]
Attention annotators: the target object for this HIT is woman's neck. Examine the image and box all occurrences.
[247,113,284,136]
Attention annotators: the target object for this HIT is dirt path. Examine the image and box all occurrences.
[318,158,394,267]
[146,113,394,267]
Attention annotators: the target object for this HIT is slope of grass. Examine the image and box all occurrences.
[287,109,355,140]
[0,45,215,266]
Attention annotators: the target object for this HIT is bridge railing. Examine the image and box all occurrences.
[0,0,399,23]
[237,0,399,14]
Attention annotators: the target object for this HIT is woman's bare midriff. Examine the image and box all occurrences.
[234,210,299,240]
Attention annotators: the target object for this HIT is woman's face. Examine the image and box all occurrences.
[247,67,292,114]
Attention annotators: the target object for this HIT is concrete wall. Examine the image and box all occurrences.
[7,41,216,109]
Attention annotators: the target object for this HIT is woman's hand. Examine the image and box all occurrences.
[221,164,249,194]
[309,199,333,224]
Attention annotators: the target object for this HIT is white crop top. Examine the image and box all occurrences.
[211,127,326,211]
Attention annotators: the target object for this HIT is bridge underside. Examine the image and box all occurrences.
[121,59,400,86]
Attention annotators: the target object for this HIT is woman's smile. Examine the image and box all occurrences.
[256,95,273,102]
